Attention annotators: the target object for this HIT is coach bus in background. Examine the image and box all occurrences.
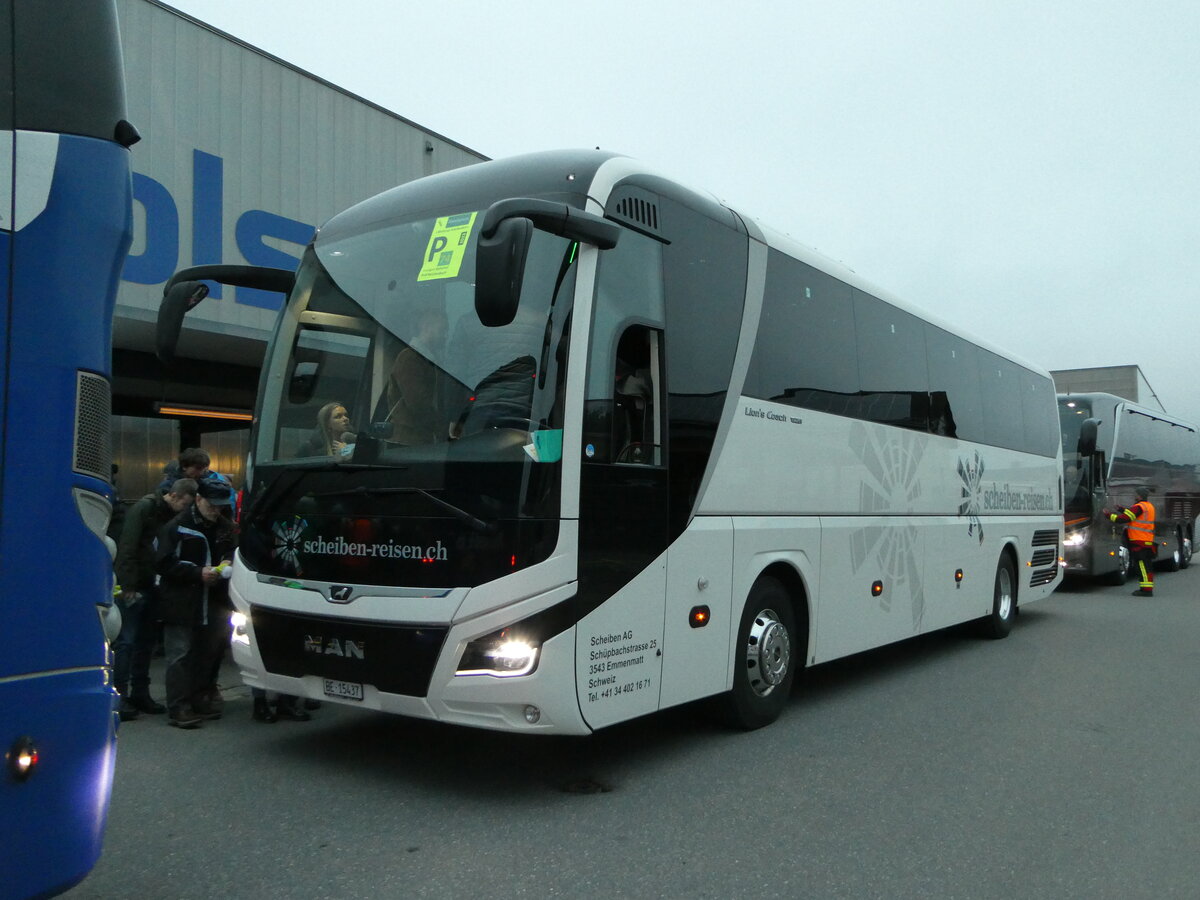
[157,149,1062,736]
[1,1,137,896]
[1060,392,1200,583]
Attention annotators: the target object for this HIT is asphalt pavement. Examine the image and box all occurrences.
[68,565,1200,899]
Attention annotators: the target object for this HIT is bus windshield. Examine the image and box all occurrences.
[252,207,578,522]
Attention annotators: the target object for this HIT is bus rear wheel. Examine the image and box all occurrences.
[980,556,1016,639]
[716,576,797,730]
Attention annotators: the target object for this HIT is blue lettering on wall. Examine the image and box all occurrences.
[235,210,315,309]
[192,149,224,298]
[122,149,313,311]
[122,172,179,285]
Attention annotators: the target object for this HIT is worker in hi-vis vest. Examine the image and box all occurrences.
[1110,487,1156,596]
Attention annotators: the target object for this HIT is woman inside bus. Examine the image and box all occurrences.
[300,401,353,457]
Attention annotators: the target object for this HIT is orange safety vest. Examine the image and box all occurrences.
[1125,500,1155,545]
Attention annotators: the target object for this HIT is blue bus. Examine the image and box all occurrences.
[1,1,138,896]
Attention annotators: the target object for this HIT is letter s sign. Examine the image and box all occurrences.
[235,210,315,309]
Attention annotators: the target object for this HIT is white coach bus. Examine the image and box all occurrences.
[158,150,1063,734]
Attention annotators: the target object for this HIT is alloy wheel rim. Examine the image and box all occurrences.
[747,608,791,697]
[997,567,1013,619]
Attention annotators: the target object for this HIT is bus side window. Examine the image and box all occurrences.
[613,326,663,465]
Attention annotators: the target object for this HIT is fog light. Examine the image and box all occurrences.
[8,736,39,781]
[230,611,250,646]
[524,705,541,724]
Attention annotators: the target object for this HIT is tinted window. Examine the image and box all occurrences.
[745,252,1057,456]
[12,0,128,140]
[978,352,1024,451]
[926,325,983,442]
[659,196,746,398]
[746,251,858,410]
[852,290,929,431]
[0,3,11,131]
[1021,371,1058,457]
[658,193,747,536]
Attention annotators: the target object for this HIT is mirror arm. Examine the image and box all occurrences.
[480,198,620,250]
[162,264,295,297]
[156,265,295,365]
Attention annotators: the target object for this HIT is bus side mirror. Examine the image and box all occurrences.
[156,264,295,364]
[475,216,532,327]
[156,281,210,364]
[1078,418,1099,457]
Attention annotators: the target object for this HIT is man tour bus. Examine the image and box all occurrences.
[1059,392,1200,582]
[157,150,1063,734]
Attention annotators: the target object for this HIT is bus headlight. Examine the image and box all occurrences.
[457,628,540,678]
[1064,527,1089,548]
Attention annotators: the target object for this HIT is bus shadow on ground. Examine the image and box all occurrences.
[248,610,1046,799]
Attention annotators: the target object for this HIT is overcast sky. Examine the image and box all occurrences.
[165,0,1200,424]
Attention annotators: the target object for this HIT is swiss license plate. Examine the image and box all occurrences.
[323,678,364,701]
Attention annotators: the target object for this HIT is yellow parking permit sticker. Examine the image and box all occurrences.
[417,212,477,281]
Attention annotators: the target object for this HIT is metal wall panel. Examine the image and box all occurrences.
[114,0,486,358]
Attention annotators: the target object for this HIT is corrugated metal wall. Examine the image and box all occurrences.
[115,0,486,346]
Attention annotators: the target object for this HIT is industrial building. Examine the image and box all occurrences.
[1051,365,1167,413]
[112,0,486,498]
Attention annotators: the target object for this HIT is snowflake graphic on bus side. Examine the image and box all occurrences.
[957,452,985,544]
[272,517,308,575]
[848,421,926,629]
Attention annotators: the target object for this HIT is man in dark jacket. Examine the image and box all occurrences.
[155,479,236,728]
[112,478,198,719]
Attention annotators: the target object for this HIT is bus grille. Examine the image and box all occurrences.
[1029,529,1060,587]
[74,371,112,481]
[252,606,448,698]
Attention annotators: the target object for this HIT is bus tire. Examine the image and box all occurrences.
[1163,531,1183,572]
[980,555,1016,639]
[1104,546,1131,586]
[716,576,797,730]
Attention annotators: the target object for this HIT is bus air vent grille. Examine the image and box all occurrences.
[74,371,112,481]
[607,186,663,239]
[1029,529,1060,587]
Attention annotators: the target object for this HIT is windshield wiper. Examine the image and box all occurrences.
[312,484,497,535]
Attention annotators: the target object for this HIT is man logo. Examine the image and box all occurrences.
[304,635,365,659]
[328,585,354,604]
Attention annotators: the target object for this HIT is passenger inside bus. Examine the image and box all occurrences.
[613,326,657,464]
[300,401,353,457]
[380,305,457,444]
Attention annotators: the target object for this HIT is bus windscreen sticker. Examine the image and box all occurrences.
[417,212,477,282]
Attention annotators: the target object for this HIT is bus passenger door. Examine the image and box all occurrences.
[576,322,669,730]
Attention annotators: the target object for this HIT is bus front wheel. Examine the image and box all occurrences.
[981,555,1016,639]
[1163,531,1184,572]
[1105,546,1131,586]
[716,576,797,730]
